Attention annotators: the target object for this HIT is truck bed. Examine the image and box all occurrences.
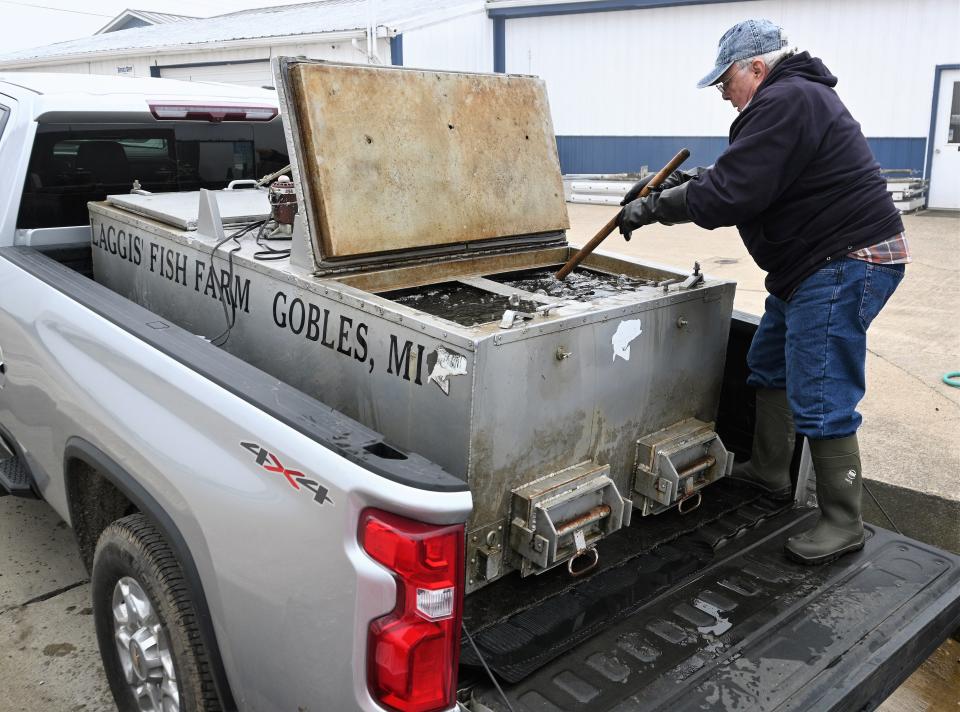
[8,244,958,712]
[468,507,960,711]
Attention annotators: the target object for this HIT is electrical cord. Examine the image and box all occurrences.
[253,219,292,261]
[209,219,266,347]
[862,481,903,535]
[462,622,515,712]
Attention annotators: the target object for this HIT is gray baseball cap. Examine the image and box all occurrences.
[697,19,787,89]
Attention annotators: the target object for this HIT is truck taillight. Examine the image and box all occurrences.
[360,509,464,712]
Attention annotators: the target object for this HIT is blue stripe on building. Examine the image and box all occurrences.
[493,17,506,73]
[867,138,926,175]
[556,136,726,174]
[390,34,403,66]
[555,136,926,176]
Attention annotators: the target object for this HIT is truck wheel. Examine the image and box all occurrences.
[92,513,221,712]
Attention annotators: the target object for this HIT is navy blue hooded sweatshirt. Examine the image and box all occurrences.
[686,52,903,300]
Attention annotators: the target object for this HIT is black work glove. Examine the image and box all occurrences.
[617,182,693,241]
[620,167,707,205]
[619,167,708,206]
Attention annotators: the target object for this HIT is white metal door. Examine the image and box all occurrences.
[160,62,272,88]
[928,68,960,209]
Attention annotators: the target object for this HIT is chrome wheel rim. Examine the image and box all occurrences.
[112,576,180,712]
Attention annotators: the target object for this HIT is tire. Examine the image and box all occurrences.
[92,513,221,712]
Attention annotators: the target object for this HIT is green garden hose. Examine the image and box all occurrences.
[943,372,960,388]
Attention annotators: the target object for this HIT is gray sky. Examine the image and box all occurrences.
[0,0,304,53]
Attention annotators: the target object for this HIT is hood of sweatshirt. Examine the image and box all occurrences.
[763,51,838,90]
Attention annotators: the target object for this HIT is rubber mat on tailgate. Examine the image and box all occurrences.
[462,480,792,681]
[468,513,960,712]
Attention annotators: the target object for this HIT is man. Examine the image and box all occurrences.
[617,19,908,566]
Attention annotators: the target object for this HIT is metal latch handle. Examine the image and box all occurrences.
[555,504,611,537]
[677,455,716,479]
[225,179,261,190]
[536,301,571,316]
[678,491,702,515]
[568,546,599,577]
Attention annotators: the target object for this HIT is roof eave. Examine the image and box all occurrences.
[0,28,382,70]
[95,10,150,36]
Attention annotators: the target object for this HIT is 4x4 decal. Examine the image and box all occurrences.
[241,442,333,506]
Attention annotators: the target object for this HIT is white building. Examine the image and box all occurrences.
[0,0,956,208]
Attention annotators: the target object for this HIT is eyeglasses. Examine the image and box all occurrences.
[716,64,748,94]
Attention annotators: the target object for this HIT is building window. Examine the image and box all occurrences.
[948,82,959,144]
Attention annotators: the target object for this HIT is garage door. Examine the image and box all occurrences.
[159,61,273,88]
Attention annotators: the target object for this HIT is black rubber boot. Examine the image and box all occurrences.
[729,389,795,501]
[785,434,865,565]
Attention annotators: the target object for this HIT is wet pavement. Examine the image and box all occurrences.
[0,496,113,711]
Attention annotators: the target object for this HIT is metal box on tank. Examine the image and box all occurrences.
[90,58,736,592]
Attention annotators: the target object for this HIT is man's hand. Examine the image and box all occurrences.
[620,174,660,207]
[617,183,694,241]
[617,199,654,241]
[619,167,708,206]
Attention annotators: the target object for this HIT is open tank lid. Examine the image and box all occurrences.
[275,57,570,269]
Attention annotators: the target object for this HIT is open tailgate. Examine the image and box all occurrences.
[469,508,960,711]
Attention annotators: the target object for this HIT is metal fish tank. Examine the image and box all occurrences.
[89,57,737,592]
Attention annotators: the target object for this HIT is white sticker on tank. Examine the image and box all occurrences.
[429,347,468,395]
[612,319,643,362]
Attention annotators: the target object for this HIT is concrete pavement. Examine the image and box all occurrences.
[0,496,113,711]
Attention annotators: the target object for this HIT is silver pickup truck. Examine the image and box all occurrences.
[1,66,958,712]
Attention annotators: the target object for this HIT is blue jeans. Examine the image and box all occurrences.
[747,258,905,439]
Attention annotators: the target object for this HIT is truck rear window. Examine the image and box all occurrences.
[17,121,288,230]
